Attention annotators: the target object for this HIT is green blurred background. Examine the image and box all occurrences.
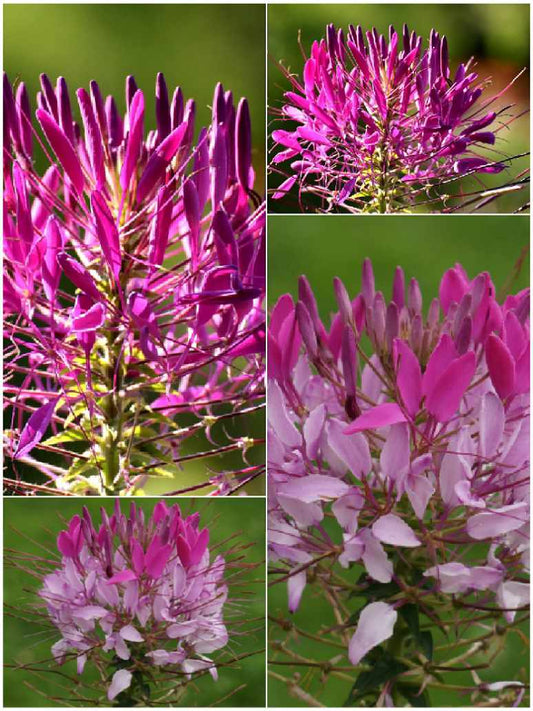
[4,498,265,707]
[4,3,266,193]
[268,215,529,705]
[268,3,530,213]
[3,3,266,496]
[268,215,530,312]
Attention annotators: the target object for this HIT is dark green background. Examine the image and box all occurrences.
[4,498,265,707]
[268,214,530,706]
[4,3,266,193]
[268,3,530,213]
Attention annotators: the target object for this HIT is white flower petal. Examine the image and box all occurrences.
[107,669,132,701]
[372,514,420,548]
[348,602,397,666]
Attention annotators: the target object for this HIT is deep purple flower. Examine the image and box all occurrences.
[270,24,524,213]
[4,73,265,495]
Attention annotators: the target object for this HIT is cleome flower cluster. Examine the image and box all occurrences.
[3,72,265,495]
[270,24,523,213]
[40,501,228,702]
[268,257,529,701]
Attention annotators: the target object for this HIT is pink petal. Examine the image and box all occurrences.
[380,423,409,482]
[277,495,323,527]
[106,569,137,585]
[360,530,393,583]
[36,108,85,194]
[439,266,469,314]
[107,669,132,701]
[57,531,76,558]
[344,403,407,434]
[425,563,501,594]
[145,539,172,578]
[425,351,476,422]
[57,252,102,302]
[269,294,300,377]
[91,190,122,281]
[137,121,187,203]
[466,503,528,540]
[190,528,209,565]
[280,474,350,503]
[130,538,145,576]
[497,581,530,623]
[503,311,527,361]
[288,571,307,612]
[479,392,504,459]
[326,418,371,478]
[120,90,144,191]
[297,125,332,147]
[76,654,87,675]
[422,334,457,397]
[332,491,364,534]
[71,302,105,333]
[267,380,302,449]
[120,625,144,642]
[71,605,108,620]
[372,514,420,548]
[348,601,397,665]
[42,217,63,301]
[303,404,326,460]
[486,334,516,399]
[14,398,58,459]
[439,452,470,507]
[152,500,169,524]
[406,474,434,519]
[272,175,297,200]
[515,342,530,394]
[393,339,422,417]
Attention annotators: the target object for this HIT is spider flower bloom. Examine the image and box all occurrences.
[4,73,265,495]
[39,501,228,702]
[270,24,522,213]
[268,259,529,704]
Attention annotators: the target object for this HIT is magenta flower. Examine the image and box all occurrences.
[268,258,529,705]
[270,24,525,213]
[39,501,228,703]
[4,73,265,495]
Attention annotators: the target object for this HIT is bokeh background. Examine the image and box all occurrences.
[4,498,265,707]
[4,3,266,193]
[268,215,530,706]
[268,215,530,312]
[3,4,266,496]
[268,3,530,213]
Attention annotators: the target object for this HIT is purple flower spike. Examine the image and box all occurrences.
[36,108,86,194]
[270,24,526,213]
[4,73,265,496]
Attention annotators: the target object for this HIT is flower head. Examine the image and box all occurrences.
[268,257,529,704]
[270,24,525,212]
[4,72,265,495]
[40,501,227,702]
